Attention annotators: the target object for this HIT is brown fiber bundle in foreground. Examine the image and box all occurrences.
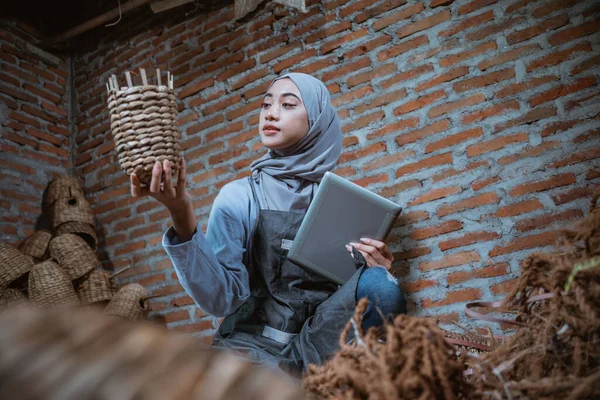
[303,298,472,400]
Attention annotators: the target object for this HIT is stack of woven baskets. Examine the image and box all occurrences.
[0,174,149,321]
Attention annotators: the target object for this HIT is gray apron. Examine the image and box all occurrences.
[212,178,365,377]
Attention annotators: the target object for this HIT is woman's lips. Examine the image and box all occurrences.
[263,126,280,136]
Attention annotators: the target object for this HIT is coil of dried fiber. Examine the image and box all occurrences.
[51,195,94,229]
[103,283,148,321]
[76,268,115,305]
[303,298,472,400]
[49,233,99,280]
[0,288,28,311]
[44,174,85,210]
[28,260,79,307]
[0,304,304,400]
[54,221,98,250]
[18,230,52,261]
[0,244,34,289]
[468,187,600,400]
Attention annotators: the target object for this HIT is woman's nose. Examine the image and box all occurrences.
[265,104,279,120]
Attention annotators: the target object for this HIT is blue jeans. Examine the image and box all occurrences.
[356,266,407,330]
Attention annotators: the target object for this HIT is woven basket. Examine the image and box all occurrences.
[18,230,52,261]
[49,233,99,280]
[0,244,34,288]
[28,260,79,307]
[54,221,98,250]
[77,268,115,304]
[0,288,28,310]
[103,283,148,321]
[44,174,85,209]
[51,194,94,229]
[107,71,181,186]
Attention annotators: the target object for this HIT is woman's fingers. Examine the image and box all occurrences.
[150,161,162,194]
[361,238,393,260]
[176,157,187,199]
[162,160,174,196]
[130,173,150,198]
[347,239,393,269]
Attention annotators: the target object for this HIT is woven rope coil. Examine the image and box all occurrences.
[44,174,85,209]
[28,260,79,307]
[51,195,95,229]
[107,82,181,185]
[0,244,34,289]
[18,230,52,261]
[77,269,115,304]
[49,233,99,280]
[0,288,28,310]
[103,283,148,321]
[55,221,98,250]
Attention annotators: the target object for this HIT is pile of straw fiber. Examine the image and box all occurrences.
[1,174,148,321]
[304,185,600,400]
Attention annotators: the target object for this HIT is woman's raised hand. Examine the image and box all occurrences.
[130,158,191,213]
[346,238,394,270]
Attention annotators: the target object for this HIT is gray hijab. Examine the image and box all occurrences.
[250,72,342,212]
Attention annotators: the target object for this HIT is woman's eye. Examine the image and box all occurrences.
[282,103,296,108]
[261,102,271,109]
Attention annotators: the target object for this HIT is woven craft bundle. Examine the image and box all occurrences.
[51,195,95,229]
[49,233,99,280]
[28,260,79,307]
[54,221,98,250]
[77,268,115,305]
[0,288,28,310]
[44,174,85,210]
[104,283,148,321]
[18,230,52,261]
[107,80,182,185]
[0,244,34,289]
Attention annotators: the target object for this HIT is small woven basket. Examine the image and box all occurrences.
[51,195,95,229]
[106,69,181,185]
[54,221,98,250]
[44,174,85,209]
[18,230,52,261]
[77,268,115,305]
[49,233,99,280]
[0,288,28,310]
[28,260,79,307]
[103,283,148,321]
[0,244,34,288]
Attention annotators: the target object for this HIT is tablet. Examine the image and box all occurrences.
[287,171,402,285]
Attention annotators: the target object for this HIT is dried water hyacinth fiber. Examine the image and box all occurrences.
[18,230,52,261]
[103,283,148,321]
[28,260,79,307]
[0,288,27,311]
[303,298,472,400]
[44,174,85,210]
[0,305,305,400]
[0,244,34,289]
[468,188,600,399]
[106,69,182,186]
[76,268,115,305]
[49,233,99,280]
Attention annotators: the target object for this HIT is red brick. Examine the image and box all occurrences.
[490,231,557,257]
[458,0,498,15]
[411,220,463,241]
[356,89,408,115]
[547,147,600,168]
[467,16,526,41]
[394,211,430,228]
[344,34,393,60]
[479,44,541,71]
[338,142,386,164]
[259,42,302,64]
[409,186,462,206]
[454,69,515,93]
[395,119,449,146]
[377,35,429,62]
[321,28,370,54]
[498,75,558,99]
[416,66,469,92]
[564,88,600,112]
[467,132,528,157]
[571,55,600,75]
[447,263,509,285]
[429,93,484,118]
[380,64,434,89]
[491,279,517,295]
[494,105,557,133]
[440,42,497,67]
[372,3,425,31]
[438,192,499,216]
[297,56,339,75]
[393,90,445,116]
[532,0,581,17]
[352,173,388,188]
[342,111,384,134]
[509,172,576,197]
[496,199,543,218]
[552,186,594,205]
[527,42,593,72]
[367,115,417,139]
[528,77,597,108]
[422,288,482,308]
[322,58,371,83]
[472,176,501,191]
[425,127,483,153]
[498,141,560,165]
[331,86,373,108]
[396,152,452,177]
[462,100,520,125]
[363,150,415,172]
[306,21,352,44]
[549,19,600,46]
[507,14,569,45]
[401,279,438,293]
[347,64,397,88]
[379,179,422,197]
[516,209,584,232]
[440,231,500,252]
[439,10,494,37]
[397,10,451,39]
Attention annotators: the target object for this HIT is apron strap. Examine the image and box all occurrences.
[262,325,297,345]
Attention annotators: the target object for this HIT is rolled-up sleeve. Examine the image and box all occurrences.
[162,182,252,317]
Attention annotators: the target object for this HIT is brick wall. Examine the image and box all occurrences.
[3,0,598,338]
[0,25,72,245]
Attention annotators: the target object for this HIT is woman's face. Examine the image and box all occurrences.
[259,78,310,150]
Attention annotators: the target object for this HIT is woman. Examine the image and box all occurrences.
[131,72,407,376]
